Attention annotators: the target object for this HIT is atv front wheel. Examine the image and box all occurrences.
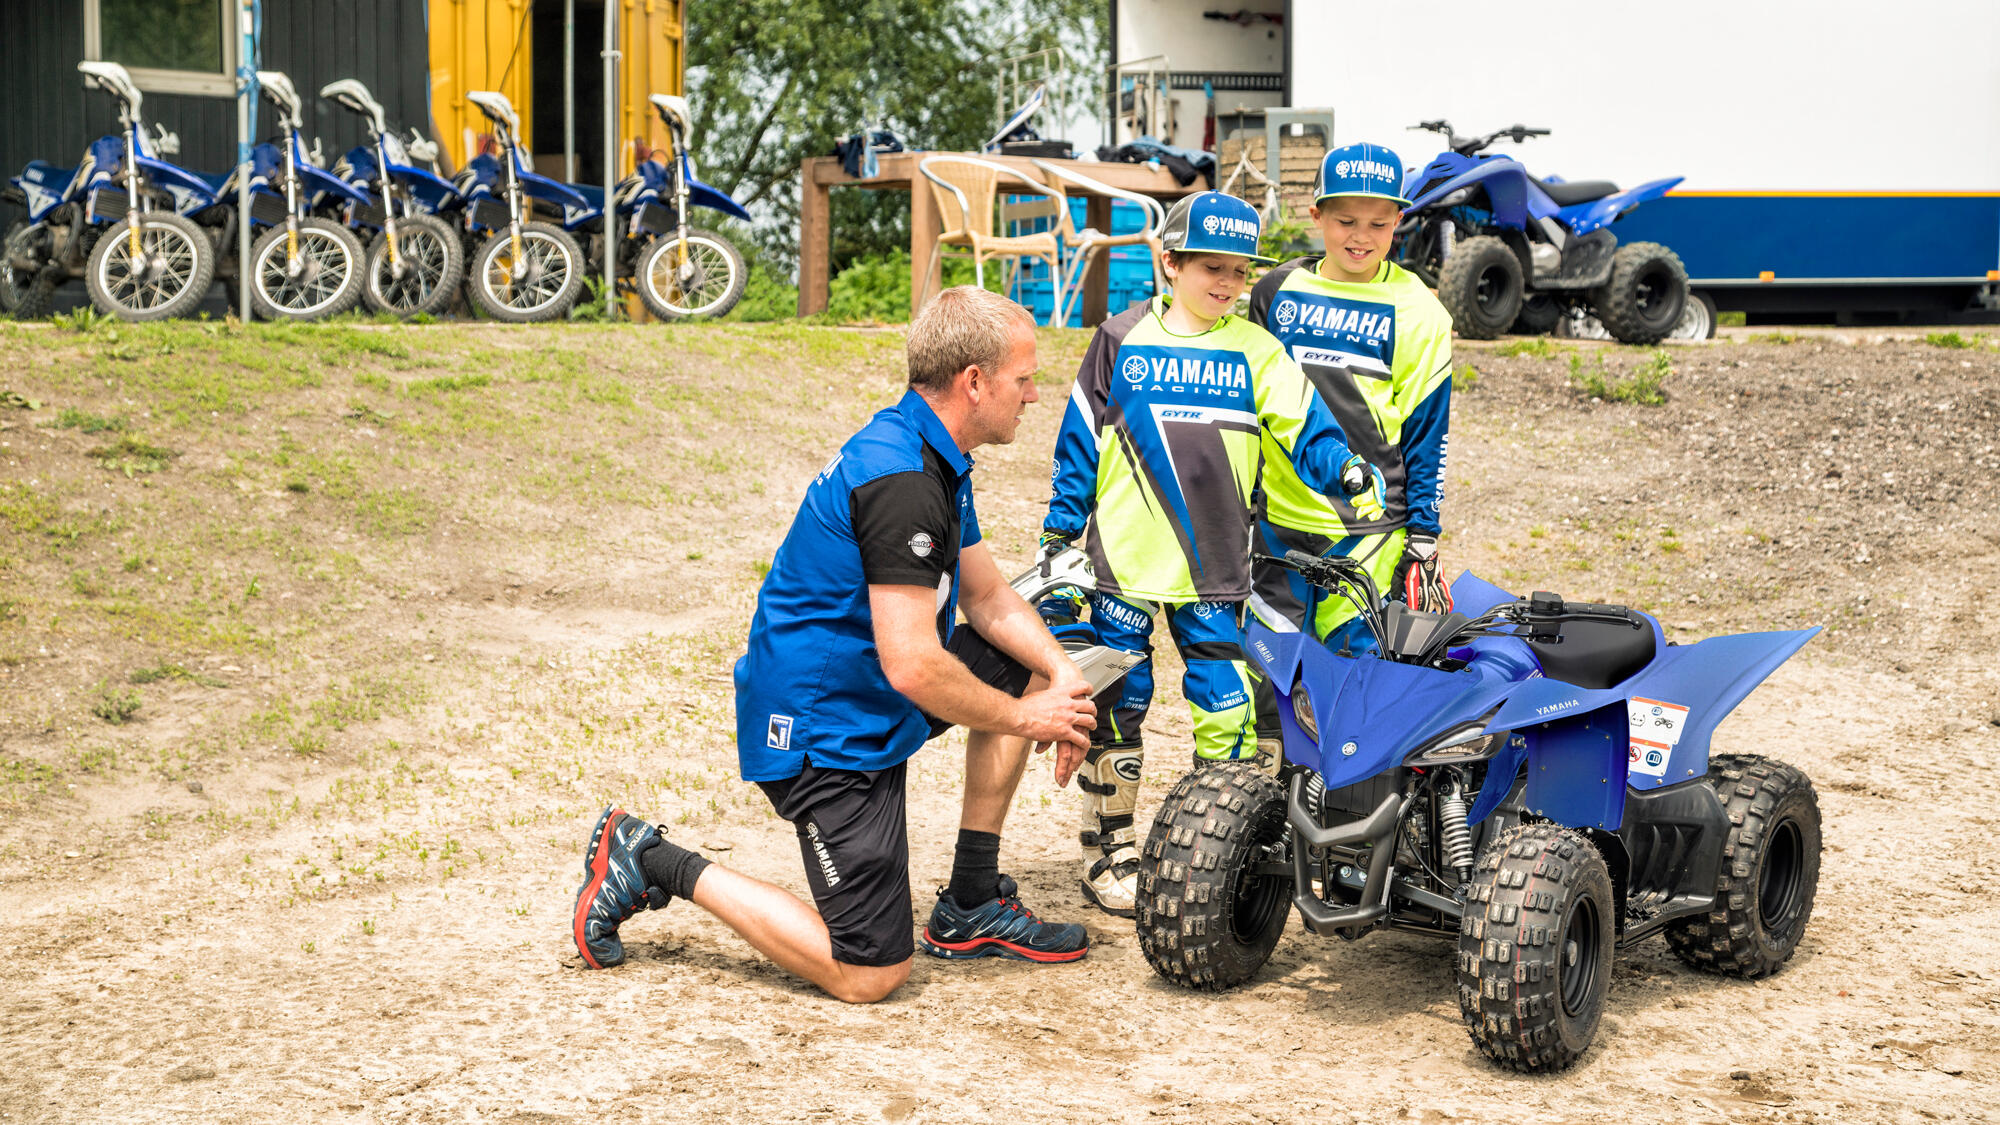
[1665,754,1821,978]
[1588,241,1688,345]
[1136,762,1292,991]
[1438,235,1523,339]
[1458,822,1614,1073]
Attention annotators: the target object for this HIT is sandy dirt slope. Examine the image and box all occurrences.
[0,325,1996,1123]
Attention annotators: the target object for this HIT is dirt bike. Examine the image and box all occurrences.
[2,61,218,320]
[321,78,466,318]
[1395,120,1690,344]
[1136,550,1823,1073]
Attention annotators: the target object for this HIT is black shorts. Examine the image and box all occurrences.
[754,627,1031,967]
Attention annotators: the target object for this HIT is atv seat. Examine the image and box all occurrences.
[1526,612,1655,690]
[1533,176,1619,206]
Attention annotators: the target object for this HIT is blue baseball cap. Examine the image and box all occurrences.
[1313,142,1413,209]
[1159,191,1273,263]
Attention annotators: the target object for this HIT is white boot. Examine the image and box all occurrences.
[1078,742,1141,917]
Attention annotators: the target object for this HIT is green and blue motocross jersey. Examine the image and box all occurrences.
[1247,258,1453,537]
[1044,296,1358,603]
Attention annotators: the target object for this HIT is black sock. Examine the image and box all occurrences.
[947,828,1002,908]
[639,836,713,903]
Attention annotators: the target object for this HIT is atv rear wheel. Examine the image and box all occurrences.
[1511,290,1562,336]
[1588,241,1688,345]
[1438,235,1523,339]
[1665,754,1821,978]
[1136,762,1292,991]
[1458,822,1614,1073]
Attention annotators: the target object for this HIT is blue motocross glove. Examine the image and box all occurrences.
[1394,531,1453,613]
[1340,456,1387,521]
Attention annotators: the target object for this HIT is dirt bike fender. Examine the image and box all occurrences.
[383,161,460,210]
[296,160,370,207]
[133,154,223,211]
[685,177,751,222]
[1559,176,1686,237]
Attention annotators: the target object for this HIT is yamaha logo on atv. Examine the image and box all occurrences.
[908,531,936,558]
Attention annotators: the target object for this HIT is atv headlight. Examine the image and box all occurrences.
[1290,680,1318,742]
[1409,721,1502,765]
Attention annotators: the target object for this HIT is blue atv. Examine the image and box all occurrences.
[1394,121,1690,344]
[1136,551,1823,1073]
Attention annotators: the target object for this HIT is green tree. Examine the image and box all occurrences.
[685,0,1105,272]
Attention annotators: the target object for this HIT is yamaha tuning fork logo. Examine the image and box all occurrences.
[1121,355,1150,384]
[1274,299,1297,326]
[1201,214,1221,235]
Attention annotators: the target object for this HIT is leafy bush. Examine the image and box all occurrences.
[823,251,1003,325]
[728,259,802,323]
[92,683,141,724]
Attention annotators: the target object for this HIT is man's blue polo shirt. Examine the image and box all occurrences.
[734,390,980,782]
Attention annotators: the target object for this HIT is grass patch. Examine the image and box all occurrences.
[1452,363,1481,391]
[1750,330,1802,345]
[54,407,127,433]
[91,683,142,725]
[1497,338,1564,359]
[1923,331,1973,349]
[129,662,228,687]
[88,435,177,476]
[1569,351,1669,406]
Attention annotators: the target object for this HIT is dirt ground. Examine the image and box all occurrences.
[1,320,1997,1123]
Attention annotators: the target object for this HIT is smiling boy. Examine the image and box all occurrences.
[1246,142,1456,672]
[1041,191,1378,916]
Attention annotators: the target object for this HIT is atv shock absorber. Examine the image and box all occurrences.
[1438,778,1474,884]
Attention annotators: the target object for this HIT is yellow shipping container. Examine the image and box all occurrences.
[427,0,684,177]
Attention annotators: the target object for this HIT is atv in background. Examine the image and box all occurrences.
[1395,121,1690,344]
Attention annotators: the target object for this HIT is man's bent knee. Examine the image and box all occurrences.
[829,957,911,1004]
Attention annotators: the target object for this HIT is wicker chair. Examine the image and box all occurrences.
[917,155,1065,324]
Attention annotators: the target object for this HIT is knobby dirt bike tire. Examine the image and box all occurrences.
[1664,754,1821,978]
[362,213,463,319]
[635,227,747,321]
[250,217,366,321]
[86,211,216,322]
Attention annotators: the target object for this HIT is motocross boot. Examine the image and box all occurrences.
[1078,740,1143,917]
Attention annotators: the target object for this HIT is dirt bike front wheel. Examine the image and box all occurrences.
[468,221,585,323]
[250,217,366,321]
[86,212,216,322]
[635,227,746,320]
[363,213,463,319]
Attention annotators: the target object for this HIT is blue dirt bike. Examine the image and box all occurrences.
[1137,551,1823,1073]
[2,61,220,320]
[1393,121,1689,343]
[321,78,466,318]
[453,90,750,321]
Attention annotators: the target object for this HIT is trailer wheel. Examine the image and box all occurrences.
[1670,289,1717,340]
[1589,241,1688,345]
[1438,236,1522,339]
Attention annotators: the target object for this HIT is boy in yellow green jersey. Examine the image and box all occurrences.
[1041,190,1379,916]
[1246,142,1455,681]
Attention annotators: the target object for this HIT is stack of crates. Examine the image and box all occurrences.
[1005,195,1159,328]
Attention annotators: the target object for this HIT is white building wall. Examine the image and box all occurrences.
[1288,0,2000,191]
[1114,0,1286,145]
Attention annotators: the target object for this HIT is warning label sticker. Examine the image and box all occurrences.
[1626,697,1691,779]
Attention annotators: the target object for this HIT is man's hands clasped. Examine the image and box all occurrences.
[1018,671,1096,786]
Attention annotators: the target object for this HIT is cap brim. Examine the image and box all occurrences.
[1313,189,1414,209]
[1168,245,1277,265]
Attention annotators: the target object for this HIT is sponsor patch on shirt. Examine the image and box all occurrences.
[767,714,794,751]
[909,531,936,557]
[1272,292,1398,375]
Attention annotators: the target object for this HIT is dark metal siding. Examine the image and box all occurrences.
[1,0,430,230]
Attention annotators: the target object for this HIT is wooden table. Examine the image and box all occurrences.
[797,151,1208,324]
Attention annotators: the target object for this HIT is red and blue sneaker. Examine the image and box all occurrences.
[919,875,1089,963]
[571,807,669,969]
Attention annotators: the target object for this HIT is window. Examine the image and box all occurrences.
[85,0,238,97]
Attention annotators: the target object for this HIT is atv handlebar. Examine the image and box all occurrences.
[1409,120,1550,156]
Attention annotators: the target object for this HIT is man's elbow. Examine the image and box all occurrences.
[879,654,930,701]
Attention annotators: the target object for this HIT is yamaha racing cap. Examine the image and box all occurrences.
[1159,191,1274,263]
[1314,142,1414,209]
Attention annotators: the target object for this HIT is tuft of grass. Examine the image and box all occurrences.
[50,306,112,333]
[91,683,142,724]
[87,435,178,476]
[129,662,228,688]
[1497,337,1564,359]
[1452,363,1481,391]
[1923,331,1973,349]
[0,390,43,411]
[54,407,127,434]
[1568,351,1669,406]
[1750,330,1801,345]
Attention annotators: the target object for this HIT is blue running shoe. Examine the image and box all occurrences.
[571,807,669,969]
[920,874,1089,963]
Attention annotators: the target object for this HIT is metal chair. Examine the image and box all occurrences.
[1030,159,1167,326]
[916,154,1065,324]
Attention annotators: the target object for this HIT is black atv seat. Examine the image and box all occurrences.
[1526,613,1655,691]
[1533,176,1619,206]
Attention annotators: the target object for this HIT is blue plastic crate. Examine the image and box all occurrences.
[1005,196,1159,327]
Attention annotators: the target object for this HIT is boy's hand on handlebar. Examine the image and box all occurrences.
[1395,532,1454,613]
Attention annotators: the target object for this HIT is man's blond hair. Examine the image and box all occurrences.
[907,286,1033,393]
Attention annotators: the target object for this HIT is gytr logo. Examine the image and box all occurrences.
[1274,299,1297,326]
[1335,158,1397,183]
